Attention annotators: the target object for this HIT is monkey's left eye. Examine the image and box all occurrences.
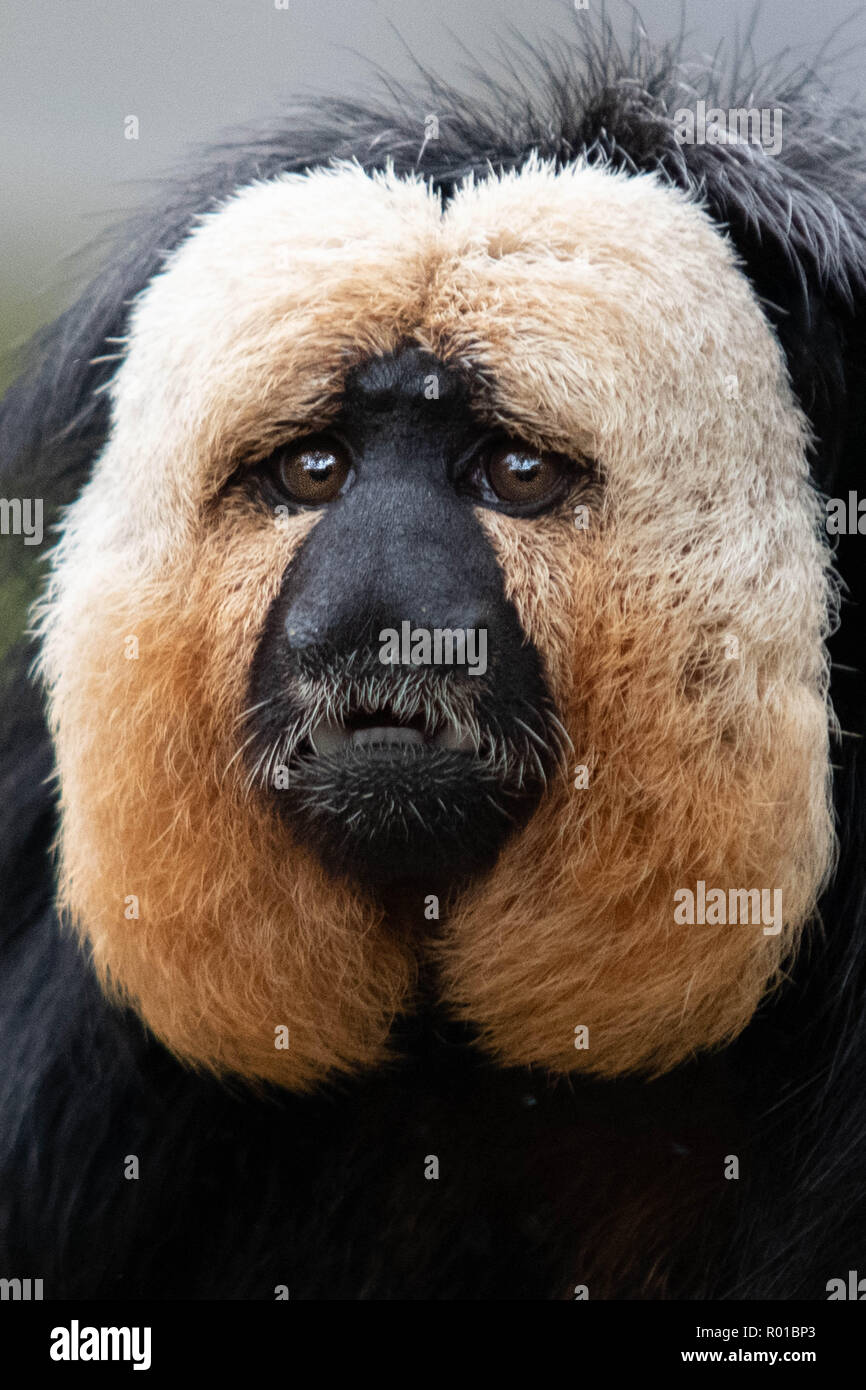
[459,440,573,512]
[268,436,352,505]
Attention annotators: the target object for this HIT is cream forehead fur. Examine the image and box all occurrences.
[44,158,821,660]
[38,156,834,1085]
[54,157,808,556]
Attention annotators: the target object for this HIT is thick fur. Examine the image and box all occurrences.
[2,21,866,1298]
[37,159,833,1083]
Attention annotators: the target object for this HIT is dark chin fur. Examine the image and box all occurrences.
[273,744,545,885]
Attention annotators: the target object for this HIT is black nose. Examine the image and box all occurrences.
[280,480,501,659]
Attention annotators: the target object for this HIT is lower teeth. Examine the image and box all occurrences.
[352,726,424,749]
[307,719,475,754]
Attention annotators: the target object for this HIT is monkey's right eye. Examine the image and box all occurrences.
[267,436,352,505]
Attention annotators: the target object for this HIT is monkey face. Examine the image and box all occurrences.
[244,347,569,887]
[39,160,834,1087]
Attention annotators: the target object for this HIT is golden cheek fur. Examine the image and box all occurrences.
[440,520,832,1077]
[38,157,836,1086]
[44,507,415,1088]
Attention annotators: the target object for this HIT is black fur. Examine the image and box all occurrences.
[2,19,866,1298]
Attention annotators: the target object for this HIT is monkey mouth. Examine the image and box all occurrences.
[307,710,477,757]
[267,707,553,888]
[243,663,566,889]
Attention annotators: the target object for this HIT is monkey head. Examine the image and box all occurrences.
[37,156,834,1088]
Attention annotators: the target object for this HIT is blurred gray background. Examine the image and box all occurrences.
[0,0,863,658]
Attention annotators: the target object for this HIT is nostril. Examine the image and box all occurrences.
[284,615,321,650]
[454,608,489,635]
[283,600,493,657]
[432,608,492,643]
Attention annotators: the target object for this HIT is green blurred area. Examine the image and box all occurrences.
[0,294,60,684]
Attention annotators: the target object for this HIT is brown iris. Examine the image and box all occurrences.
[484,443,565,505]
[457,438,575,512]
[272,438,351,504]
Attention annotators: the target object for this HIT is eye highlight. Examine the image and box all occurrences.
[268,436,352,505]
[458,438,577,513]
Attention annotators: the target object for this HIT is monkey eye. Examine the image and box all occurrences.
[268,436,352,505]
[458,439,573,512]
